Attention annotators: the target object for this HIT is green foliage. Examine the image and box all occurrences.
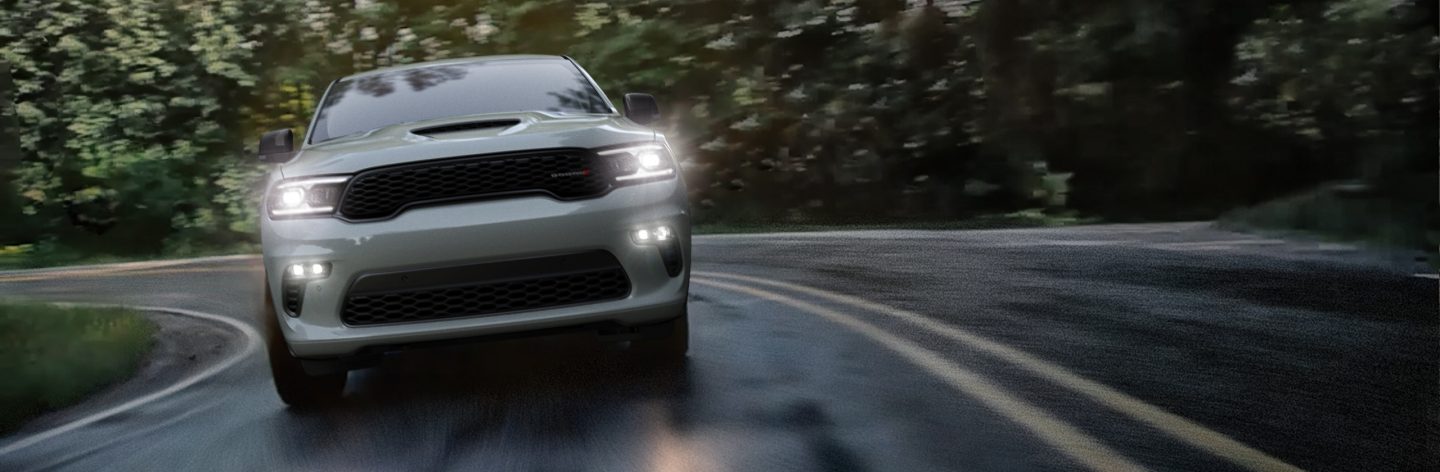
[0,0,290,253]
[1220,174,1440,251]
[0,302,154,433]
[1229,0,1438,182]
[0,0,1434,255]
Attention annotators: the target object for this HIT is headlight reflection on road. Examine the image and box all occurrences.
[642,402,715,472]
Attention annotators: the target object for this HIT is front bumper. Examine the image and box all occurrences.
[260,179,690,359]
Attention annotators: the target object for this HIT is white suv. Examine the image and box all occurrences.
[255,55,690,406]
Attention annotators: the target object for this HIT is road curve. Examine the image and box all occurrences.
[0,223,1434,471]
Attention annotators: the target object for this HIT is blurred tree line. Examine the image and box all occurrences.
[0,0,1435,256]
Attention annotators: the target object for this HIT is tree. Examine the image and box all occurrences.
[1229,0,1438,185]
[0,0,287,252]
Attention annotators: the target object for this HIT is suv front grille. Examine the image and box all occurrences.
[337,149,610,220]
[340,252,631,326]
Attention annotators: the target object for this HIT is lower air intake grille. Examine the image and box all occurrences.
[340,252,631,326]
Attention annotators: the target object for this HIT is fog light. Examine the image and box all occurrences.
[629,224,683,276]
[285,262,331,280]
[631,225,674,245]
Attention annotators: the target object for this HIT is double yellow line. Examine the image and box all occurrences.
[693,271,1303,472]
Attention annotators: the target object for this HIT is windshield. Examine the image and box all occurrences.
[308,59,611,143]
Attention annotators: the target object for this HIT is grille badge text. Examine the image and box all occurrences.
[550,169,591,178]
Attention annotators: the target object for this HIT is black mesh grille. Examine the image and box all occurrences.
[341,268,631,326]
[338,149,610,220]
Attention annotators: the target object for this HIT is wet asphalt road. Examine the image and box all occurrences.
[0,223,1435,471]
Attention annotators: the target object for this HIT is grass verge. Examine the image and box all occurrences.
[1218,178,1438,260]
[0,242,256,271]
[0,302,155,433]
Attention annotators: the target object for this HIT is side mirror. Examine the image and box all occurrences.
[258,129,296,163]
[623,93,661,126]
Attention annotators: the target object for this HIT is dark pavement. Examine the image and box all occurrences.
[0,223,1434,471]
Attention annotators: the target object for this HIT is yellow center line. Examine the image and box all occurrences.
[696,271,1303,472]
[694,278,1148,472]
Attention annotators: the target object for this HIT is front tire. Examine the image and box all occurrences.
[262,282,345,408]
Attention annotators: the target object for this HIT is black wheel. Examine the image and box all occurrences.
[630,306,689,362]
[261,282,345,408]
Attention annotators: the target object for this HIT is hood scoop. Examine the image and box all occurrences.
[411,119,521,137]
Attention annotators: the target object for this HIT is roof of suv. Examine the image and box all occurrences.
[340,55,569,81]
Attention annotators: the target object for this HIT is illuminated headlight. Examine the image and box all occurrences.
[598,144,676,183]
[631,225,675,245]
[284,262,330,280]
[635,149,664,170]
[268,176,349,217]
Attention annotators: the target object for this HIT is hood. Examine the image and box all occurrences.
[279,111,654,178]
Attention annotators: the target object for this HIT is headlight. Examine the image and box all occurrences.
[597,144,676,183]
[268,176,349,218]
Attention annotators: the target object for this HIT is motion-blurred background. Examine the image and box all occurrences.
[0,0,1434,265]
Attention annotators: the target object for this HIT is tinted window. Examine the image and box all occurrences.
[309,59,611,143]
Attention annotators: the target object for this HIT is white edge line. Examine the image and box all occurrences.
[0,305,261,457]
[690,222,1213,240]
